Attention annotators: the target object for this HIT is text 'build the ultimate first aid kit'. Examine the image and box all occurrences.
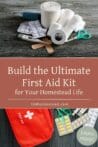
[17,1,92,54]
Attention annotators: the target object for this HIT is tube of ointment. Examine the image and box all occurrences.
[72,108,81,116]
[77,108,88,116]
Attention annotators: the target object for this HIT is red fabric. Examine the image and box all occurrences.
[6,109,54,147]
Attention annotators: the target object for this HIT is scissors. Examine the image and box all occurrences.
[66,29,92,42]
[56,108,72,118]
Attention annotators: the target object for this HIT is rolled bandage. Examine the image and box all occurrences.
[47,23,63,37]
[47,9,74,36]
[51,15,83,45]
[57,9,75,26]
[40,1,61,28]
[74,20,86,32]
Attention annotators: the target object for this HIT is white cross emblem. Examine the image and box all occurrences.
[24,111,34,120]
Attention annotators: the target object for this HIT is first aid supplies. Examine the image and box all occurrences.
[18,34,50,44]
[77,108,88,116]
[57,9,75,26]
[31,38,54,55]
[72,113,90,130]
[72,108,81,116]
[84,108,98,128]
[56,108,72,117]
[22,12,41,21]
[47,9,75,36]
[74,20,86,32]
[40,1,61,28]
[51,15,84,45]
[55,115,73,136]
[66,30,92,43]
[6,109,54,147]
[17,20,47,38]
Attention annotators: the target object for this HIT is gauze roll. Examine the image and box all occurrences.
[47,23,62,36]
[40,1,61,28]
[74,20,86,32]
[57,9,75,26]
[47,9,74,36]
[64,15,83,40]
[51,15,83,45]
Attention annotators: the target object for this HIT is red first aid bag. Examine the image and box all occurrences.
[6,109,54,147]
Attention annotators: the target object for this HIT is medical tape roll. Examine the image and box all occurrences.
[51,29,66,45]
[51,15,83,45]
[40,1,61,28]
[47,9,74,36]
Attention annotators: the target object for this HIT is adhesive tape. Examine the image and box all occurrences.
[40,1,61,28]
[51,29,66,45]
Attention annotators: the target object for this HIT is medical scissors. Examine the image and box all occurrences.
[66,29,92,42]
